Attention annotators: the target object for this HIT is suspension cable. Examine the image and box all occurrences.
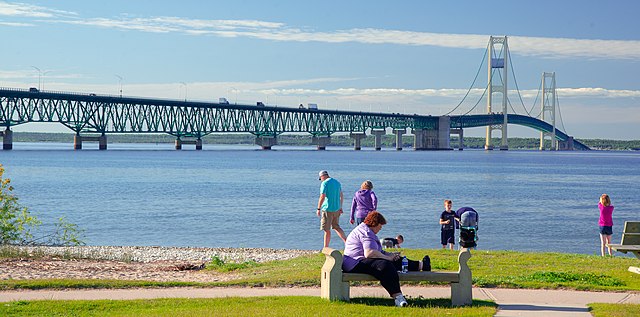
[556,92,567,133]
[507,97,518,114]
[528,80,542,118]
[507,49,531,116]
[445,42,490,115]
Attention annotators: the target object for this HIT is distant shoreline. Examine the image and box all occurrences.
[10,132,640,150]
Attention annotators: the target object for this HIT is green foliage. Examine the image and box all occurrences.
[0,296,497,317]
[28,216,86,246]
[0,164,41,245]
[206,255,259,272]
[0,164,84,246]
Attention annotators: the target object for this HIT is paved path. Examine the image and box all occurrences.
[1,286,638,316]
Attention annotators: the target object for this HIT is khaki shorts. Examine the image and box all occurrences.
[320,211,342,231]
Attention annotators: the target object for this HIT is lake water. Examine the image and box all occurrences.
[1,142,638,255]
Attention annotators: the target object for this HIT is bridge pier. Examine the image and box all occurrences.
[255,136,278,150]
[349,132,366,150]
[451,128,464,150]
[312,136,331,150]
[2,128,12,150]
[74,134,107,150]
[412,117,451,150]
[372,130,385,151]
[175,138,203,150]
[558,136,574,151]
[393,129,405,151]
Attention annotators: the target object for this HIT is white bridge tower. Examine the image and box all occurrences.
[485,36,509,150]
[540,72,558,150]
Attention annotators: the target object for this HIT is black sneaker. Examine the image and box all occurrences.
[422,255,431,271]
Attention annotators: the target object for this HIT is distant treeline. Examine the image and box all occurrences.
[11,132,640,151]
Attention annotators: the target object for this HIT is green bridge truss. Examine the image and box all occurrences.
[0,88,588,150]
[0,88,438,138]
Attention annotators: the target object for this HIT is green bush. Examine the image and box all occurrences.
[0,164,40,245]
[0,164,84,246]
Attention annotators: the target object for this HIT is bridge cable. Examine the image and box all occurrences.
[444,42,490,116]
[507,97,519,115]
[507,49,532,116]
[451,53,504,126]
[528,81,543,119]
[555,92,567,133]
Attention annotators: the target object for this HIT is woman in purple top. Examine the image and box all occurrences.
[342,211,430,307]
[350,180,378,226]
[598,194,614,257]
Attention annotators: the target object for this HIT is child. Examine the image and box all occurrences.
[381,235,404,248]
[439,200,456,250]
[598,194,614,257]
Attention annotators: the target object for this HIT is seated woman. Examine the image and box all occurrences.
[342,211,430,307]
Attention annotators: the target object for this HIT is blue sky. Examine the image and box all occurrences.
[1,0,639,139]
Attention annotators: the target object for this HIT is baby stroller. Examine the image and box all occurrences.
[455,207,479,248]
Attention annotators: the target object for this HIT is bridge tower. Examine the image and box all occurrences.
[485,36,509,150]
[539,72,558,150]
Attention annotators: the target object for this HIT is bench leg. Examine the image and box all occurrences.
[451,282,472,306]
[341,282,350,301]
[320,280,350,301]
[321,269,350,301]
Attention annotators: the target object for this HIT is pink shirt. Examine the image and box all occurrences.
[598,202,614,226]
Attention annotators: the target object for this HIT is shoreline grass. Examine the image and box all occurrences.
[2,248,640,292]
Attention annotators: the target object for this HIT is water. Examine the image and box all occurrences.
[1,142,639,255]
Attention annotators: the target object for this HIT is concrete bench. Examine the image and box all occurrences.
[320,247,472,306]
[608,221,640,274]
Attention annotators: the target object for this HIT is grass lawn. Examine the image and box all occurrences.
[196,249,640,291]
[2,248,639,291]
[215,249,640,291]
[588,303,640,317]
[0,296,497,317]
[2,248,640,316]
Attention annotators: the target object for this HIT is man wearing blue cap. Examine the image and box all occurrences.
[316,170,347,248]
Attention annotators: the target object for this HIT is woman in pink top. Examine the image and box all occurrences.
[598,194,614,257]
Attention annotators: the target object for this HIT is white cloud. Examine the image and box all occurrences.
[0,20,31,26]
[0,1,76,18]
[2,0,638,60]
[43,16,640,60]
[556,87,640,98]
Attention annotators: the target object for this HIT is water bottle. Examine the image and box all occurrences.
[401,256,408,273]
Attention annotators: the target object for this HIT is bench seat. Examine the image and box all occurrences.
[343,271,460,283]
[607,244,640,254]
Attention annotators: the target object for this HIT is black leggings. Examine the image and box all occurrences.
[347,258,420,296]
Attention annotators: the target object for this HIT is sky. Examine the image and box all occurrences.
[1,0,639,140]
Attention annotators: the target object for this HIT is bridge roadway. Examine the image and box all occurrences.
[0,88,589,150]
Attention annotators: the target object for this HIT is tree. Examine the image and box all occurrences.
[0,164,84,246]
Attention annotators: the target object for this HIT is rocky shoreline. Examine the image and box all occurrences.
[10,245,317,263]
[1,246,317,283]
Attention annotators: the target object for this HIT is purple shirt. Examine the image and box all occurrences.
[342,222,386,271]
[598,202,614,226]
[350,189,378,221]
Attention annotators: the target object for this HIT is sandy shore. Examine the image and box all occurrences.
[1,246,316,283]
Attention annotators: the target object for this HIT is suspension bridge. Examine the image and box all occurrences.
[0,36,590,151]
